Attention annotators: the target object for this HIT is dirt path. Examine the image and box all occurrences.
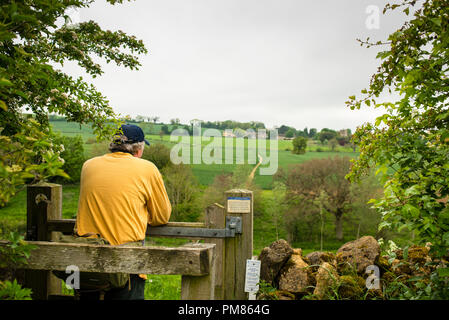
[247,154,263,186]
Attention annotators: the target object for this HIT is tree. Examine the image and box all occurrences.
[49,133,85,183]
[291,136,307,154]
[328,137,338,151]
[284,157,352,241]
[161,125,170,135]
[285,128,295,138]
[135,115,146,122]
[0,0,147,205]
[161,164,201,222]
[308,128,317,138]
[142,143,171,170]
[346,0,449,297]
[151,116,160,124]
[318,128,337,144]
[278,125,291,135]
[336,135,350,146]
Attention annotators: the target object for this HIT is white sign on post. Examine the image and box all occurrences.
[244,259,261,297]
[227,196,251,213]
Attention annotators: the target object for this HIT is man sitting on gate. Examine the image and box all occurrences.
[73,124,172,300]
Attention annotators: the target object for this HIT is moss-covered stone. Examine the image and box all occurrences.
[407,246,431,265]
[305,251,337,269]
[274,290,296,300]
[336,236,380,274]
[278,249,314,294]
[313,262,339,299]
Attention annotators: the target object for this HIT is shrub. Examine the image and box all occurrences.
[0,232,36,299]
[89,141,110,158]
[0,280,32,300]
[292,136,307,155]
[161,164,202,221]
[142,143,171,170]
[50,134,85,183]
[85,137,97,144]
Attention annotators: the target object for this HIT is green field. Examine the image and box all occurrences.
[49,120,358,189]
[46,119,362,255]
[0,120,362,299]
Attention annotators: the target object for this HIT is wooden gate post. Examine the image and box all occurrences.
[180,243,216,300]
[204,203,226,299]
[223,189,253,300]
[25,183,63,300]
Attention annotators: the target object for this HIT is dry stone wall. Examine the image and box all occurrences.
[257,236,437,300]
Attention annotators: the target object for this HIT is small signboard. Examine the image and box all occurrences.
[244,259,261,294]
[227,197,251,213]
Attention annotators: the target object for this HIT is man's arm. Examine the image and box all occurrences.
[147,168,172,226]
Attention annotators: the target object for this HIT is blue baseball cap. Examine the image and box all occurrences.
[118,124,150,146]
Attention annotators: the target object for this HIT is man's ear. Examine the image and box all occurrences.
[134,147,144,158]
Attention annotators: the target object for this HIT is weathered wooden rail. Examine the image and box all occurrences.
[17,183,253,300]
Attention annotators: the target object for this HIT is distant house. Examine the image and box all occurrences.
[339,129,349,137]
[246,131,257,139]
[257,131,267,139]
[278,134,293,140]
[222,131,236,138]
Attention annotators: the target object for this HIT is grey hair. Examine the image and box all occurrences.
[109,135,145,155]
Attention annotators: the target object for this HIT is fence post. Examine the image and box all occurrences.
[204,203,225,299]
[223,189,253,300]
[25,183,63,300]
[180,243,216,300]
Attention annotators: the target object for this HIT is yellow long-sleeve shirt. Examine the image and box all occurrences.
[75,152,172,246]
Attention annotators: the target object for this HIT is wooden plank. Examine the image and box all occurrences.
[224,189,253,300]
[166,222,205,228]
[25,183,63,300]
[223,223,236,299]
[180,243,216,300]
[204,203,226,299]
[46,219,75,233]
[47,219,207,237]
[4,241,216,276]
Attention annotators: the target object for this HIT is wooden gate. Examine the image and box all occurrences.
[6,183,253,300]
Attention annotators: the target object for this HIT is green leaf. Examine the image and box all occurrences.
[437,267,449,277]
[403,246,409,260]
[376,51,391,59]
[402,204,420,218]
[404,185,420,197]
[378,221,391,231]
[443,232,449,245]
[0,100,7,111]
[0,78,13,87]
[431,18,441,26]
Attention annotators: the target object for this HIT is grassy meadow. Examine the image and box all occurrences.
[0,120,363,299]
[48,120,358,188]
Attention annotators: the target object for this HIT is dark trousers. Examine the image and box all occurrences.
[78,274,146,300]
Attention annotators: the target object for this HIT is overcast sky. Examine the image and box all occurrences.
[66,0,412,132]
